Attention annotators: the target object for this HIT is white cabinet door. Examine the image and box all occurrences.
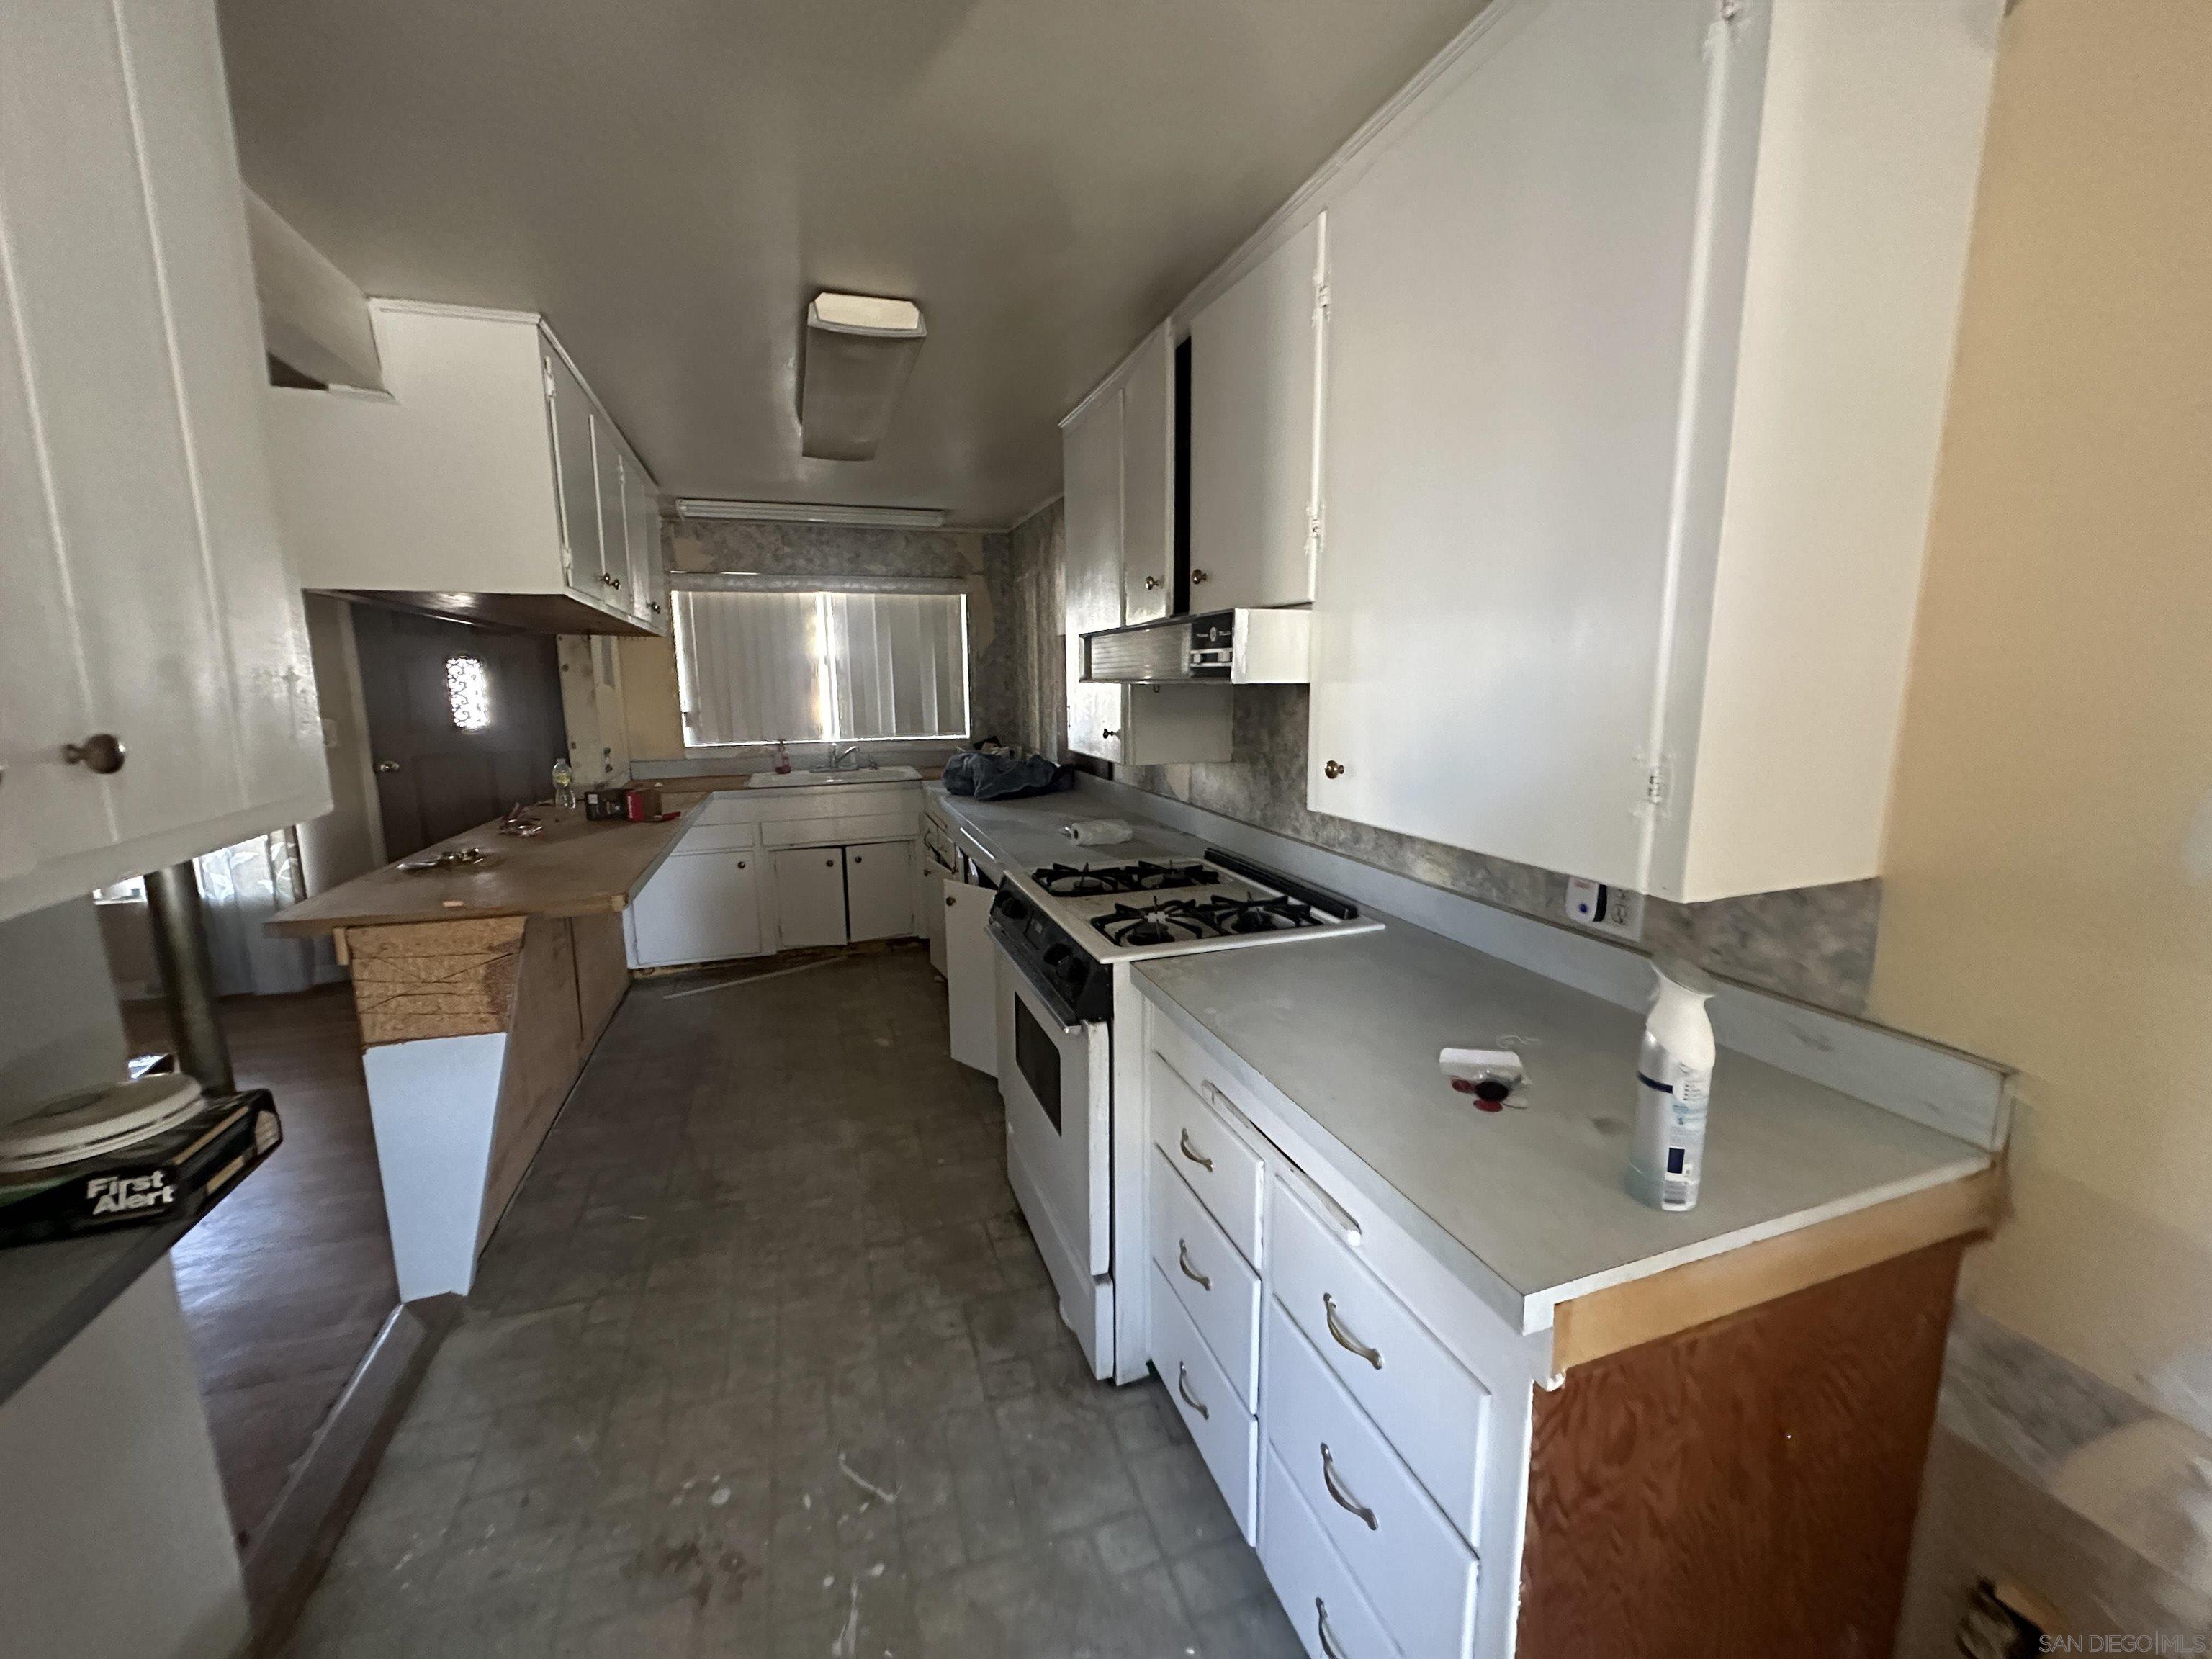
[1308,1,1716,892]
[544,347,606,603]
[626,850,761,968]
[844,842,914,942]
[942,881,997,1076]
[1120,327,1174,625]
[0,0,328,923]
[593,418,631,616]
[624,448,666,633]
[773,847,849,950]
[1190,213,1325,611]
[1062,386,1126,763]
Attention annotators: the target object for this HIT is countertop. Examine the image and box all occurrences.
[0,1163,257,1407]
[1136,924,1993,1333]
[267,801,702,937]
[924,781,1207,874]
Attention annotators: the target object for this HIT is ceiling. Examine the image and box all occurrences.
[218,0,1483,528]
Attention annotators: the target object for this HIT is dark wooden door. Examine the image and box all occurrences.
[353,604,567,860]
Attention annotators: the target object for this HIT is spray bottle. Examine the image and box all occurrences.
[1627,956,1717,1212]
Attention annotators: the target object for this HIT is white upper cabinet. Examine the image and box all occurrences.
[264,303,666,638]
[0,0,331,924]
[1120,328,1174,624]
[623,453,666,629]
[1305,0,1999,902]
[1063,386,1130,763]
[1061,356,1231,766]
[1190,214,1326,611]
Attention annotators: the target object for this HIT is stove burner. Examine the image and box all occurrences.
[1182,894,1325,935]
[1033,860,1221,898]
[1093,900,1214,947]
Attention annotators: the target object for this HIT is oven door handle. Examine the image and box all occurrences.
[988,920,1089,1033]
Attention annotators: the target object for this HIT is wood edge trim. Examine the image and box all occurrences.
[240,1294,464,1653]
[1547,1167,2002,1374]
[330,927,349,966]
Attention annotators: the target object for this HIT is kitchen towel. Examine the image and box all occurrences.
[1061,819,1133,847]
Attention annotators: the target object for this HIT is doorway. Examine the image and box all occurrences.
[352,606,567,860]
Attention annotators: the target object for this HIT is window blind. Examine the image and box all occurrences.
[673,587,969,747]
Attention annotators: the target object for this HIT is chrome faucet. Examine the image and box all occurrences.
[825,743,870,772]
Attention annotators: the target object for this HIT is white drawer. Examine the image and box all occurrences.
[1149,1048,1264,1267]
[678,820,757,853]
[1259,1446,1403,1659]
[1148,1146,1262,1410]
[1263,1300,1478,1659]
[1150,1259,1256,1542]
[1272,1173,1489,1544]
[762,810,917,848]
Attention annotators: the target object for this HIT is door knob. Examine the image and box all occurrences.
[1324,759,1346,779]
[62,733,126,774]
[374,760,402,774]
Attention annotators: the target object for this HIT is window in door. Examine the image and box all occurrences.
[673,585,970,747]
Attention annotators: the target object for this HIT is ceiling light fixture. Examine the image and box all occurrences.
[800,292,926,461]
[675,499,949,529]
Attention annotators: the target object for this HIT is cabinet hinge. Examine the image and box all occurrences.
[1645,769,1668,807]
[1305,508,1325,559]
[1314,280,1331,323]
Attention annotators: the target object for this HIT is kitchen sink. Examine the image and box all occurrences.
[745,765,923,788]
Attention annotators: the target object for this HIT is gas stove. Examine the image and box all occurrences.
[986,846,1378,1025]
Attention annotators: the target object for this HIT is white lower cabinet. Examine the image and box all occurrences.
[942,881,998,1076]
[773,847,849,950]
[844,841,914,943]
[1259,1447,1403,1659]
[626,848,760,968]
[1149,1260,1257,1542]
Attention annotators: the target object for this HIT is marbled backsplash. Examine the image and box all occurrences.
[1001,496,1882,1014]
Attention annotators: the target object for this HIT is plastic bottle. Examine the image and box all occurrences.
[1627,956,1717,1212]
[550,756,575,811]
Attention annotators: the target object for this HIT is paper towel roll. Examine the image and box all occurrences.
[1061,818,1133,847]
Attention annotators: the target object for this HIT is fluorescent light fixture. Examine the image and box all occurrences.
[801,292,926,461]
[675,498,948,529]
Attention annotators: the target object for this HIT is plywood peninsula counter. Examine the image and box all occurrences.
[269,802,699,1297]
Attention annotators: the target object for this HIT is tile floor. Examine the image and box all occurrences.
[286,945,1303,1658]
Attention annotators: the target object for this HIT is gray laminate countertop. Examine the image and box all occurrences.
[1136,922,1992,1331]
[925,782,1206,875]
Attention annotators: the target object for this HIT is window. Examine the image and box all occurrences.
[673,587,969,747]
[445,655,490,730]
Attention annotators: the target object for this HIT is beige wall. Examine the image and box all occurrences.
[1869,0,2212,1634]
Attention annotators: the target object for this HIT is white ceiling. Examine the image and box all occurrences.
[217,0,1483,528]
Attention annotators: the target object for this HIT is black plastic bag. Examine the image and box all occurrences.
[943,747,1071,801]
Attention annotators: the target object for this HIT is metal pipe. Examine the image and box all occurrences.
[143,860,235,1095]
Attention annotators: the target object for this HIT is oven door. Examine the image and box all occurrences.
[994,938,1114,1375]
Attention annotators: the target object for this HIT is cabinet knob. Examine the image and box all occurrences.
[63,734,127,775]
[1190,567,1210,585]
[1143,575,1161,590]
[945,894,956,907]
[1324,759,1346,780]
[736,860,746,869]
[1101,727,1119,740]
[374,759,401,774]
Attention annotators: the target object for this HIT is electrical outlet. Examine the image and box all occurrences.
[1565,876,1645,940]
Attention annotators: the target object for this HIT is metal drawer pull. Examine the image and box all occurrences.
[1323,1294,1382,1370]
[1177,1128,1213,1172]
[1316,1599,1347,1659]
[1320,1444,1376,1530]
[1176,1362,1210,1420]
[1177,1240,1210,1291]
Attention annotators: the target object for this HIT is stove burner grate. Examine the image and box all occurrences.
[1033,860,1221,898]
[1092,900,1214,946]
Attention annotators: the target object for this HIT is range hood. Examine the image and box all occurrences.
[1082,608,1310,685]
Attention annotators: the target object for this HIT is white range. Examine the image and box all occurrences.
[981,840,1380,1380]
